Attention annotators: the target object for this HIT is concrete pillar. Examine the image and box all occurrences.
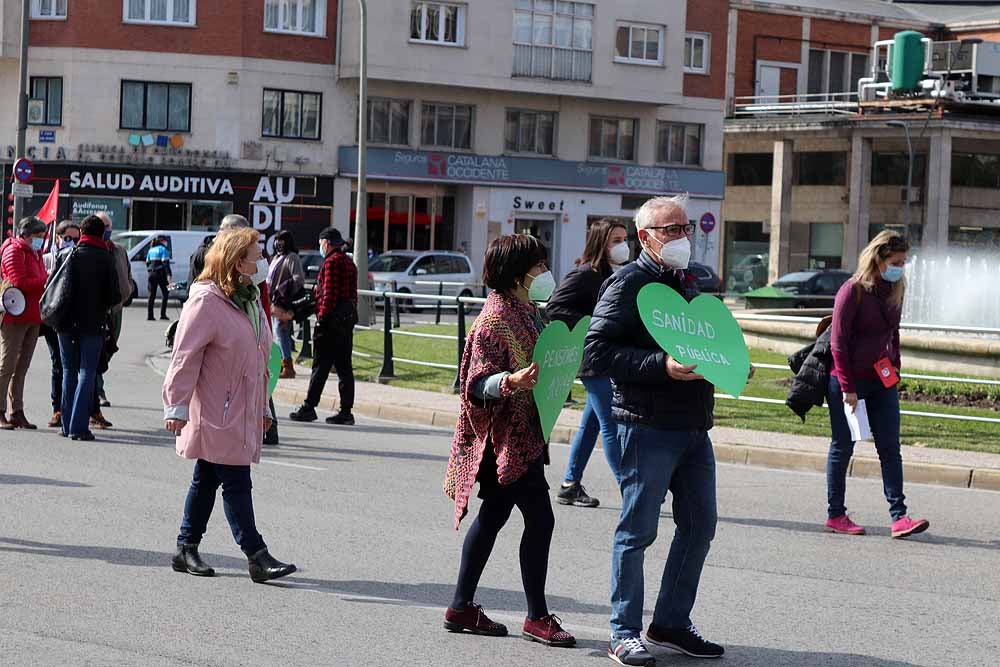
[768,140,794,283]
[845,134,872,271]
[925,130,952,250]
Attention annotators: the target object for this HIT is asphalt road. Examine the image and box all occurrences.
[1,309,998,667]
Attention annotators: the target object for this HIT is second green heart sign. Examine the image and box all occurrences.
[532,316,591,442]
[636,283,751,398]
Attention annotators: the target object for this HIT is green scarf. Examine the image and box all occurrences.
[231,281,261,341]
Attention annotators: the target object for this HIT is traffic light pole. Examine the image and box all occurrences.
[9,0,31,236]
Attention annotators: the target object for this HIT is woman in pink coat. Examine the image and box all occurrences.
[163,227,296,583]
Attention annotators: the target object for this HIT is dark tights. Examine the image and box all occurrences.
[451,487,555,620]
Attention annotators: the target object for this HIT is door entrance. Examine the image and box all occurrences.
[758,65,782,100]
[515,218,556,273]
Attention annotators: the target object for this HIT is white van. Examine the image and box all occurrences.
[113,231,215,299]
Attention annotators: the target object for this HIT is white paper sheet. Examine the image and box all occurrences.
[844,398,872,441]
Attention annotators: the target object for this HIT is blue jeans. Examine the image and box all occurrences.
[827,376,907,520]
[609,424,717,637]
[57,333,102,437]
[564,376,619,484]
[273,320,294,361]
[178,459,266,555]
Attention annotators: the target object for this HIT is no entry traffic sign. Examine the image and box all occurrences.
[13,158,34,184]
[699,212,716,234]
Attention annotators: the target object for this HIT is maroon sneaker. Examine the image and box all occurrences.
[522,614,576,647]
[444,603,508,637]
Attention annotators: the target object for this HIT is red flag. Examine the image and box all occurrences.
[36,179,60,252]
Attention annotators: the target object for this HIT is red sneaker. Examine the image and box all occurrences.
[522,614,576,648]
[825,514,866,535]
[891,516,930,539]
[444,603,508,637]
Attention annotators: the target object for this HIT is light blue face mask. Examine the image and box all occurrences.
[30,237,44,251]
[881,265,905,283]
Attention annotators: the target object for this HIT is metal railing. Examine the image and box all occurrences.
[730,91,859,117]
[342,290,1000,425]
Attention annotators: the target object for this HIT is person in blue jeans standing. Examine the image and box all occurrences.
[51,215,120,441]
[545,219,630,507]
[586,196,753,666]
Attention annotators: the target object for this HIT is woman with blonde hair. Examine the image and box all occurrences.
[163,227,296,582]
[824,230,929,539]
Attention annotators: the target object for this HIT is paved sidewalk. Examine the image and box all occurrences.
[268,361,1000,492]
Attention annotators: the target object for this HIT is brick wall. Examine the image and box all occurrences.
[735,11,802,98]
[811,18,872,52]
[683,0,727,99]
[29,0,337,64]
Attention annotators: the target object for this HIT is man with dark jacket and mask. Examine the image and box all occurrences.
[586,195,752,666]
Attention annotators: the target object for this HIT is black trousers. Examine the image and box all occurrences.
[148,271,169,319]
[304,320,354,412]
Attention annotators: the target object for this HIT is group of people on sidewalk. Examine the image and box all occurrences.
[441,195,928,665]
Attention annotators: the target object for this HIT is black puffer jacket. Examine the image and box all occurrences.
[786,327,833,422]
[51,242,119,336]
[584,251,714,430]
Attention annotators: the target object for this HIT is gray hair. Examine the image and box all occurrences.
[220,214,250,230]
[634,193,690,231]
[18,216,46,237]
[95,211,112,227]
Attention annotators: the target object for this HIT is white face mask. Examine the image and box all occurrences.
[608,241,630,265]
[242,258,269,284]
[526,270,556,302]
[646,234,691,269]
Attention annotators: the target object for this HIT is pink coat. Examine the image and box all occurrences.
[162,281,272,466]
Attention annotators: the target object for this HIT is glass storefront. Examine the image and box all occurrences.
[352,183,456,254]
[724,220,769,292]
[808,222,844,269]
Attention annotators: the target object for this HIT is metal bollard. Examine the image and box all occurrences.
[378,291,396,382]
[297,317,313,360]
[451,297,467,392]
[434,281,444,325]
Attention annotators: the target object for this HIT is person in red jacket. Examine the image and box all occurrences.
[0,217,49,430]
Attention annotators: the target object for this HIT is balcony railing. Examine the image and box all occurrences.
[512,44,592,82]
[730,92,859,118]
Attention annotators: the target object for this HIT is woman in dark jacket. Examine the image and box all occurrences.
[825,231,929,539]
[267,230,305,379]
[545,219,629,508]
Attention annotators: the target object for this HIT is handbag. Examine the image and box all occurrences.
[290,290,317,321]
[40,247,78,330]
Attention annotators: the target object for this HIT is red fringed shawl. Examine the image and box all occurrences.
[443,291,546,529]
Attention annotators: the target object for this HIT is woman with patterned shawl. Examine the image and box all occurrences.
[443,234,576,649]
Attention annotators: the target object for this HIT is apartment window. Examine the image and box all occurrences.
[615,23,664,66]
[123,0,195,25]
[410,2,466,46]
[796,152,847,186]
[421,103,473,149]
[29,77,62,126]
[656,122,702,166]
[729,153,773,186]
[263,89,322,140]
[264,0,326,36]
[367,99,410,146]
[31,0,67,19]
[588,116,636,161]
[505,109,556,155]
[684,33,709,74]
[120,80,191,132]
[872,153,927,186]
[512,0,593,82]
[807,49,869,98]
[952,153,1000,188]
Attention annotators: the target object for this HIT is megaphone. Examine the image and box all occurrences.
[0,283,26,317]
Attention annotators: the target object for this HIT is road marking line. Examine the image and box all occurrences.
[260,460,326,471]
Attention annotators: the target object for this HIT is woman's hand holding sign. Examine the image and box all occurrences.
[508,362,540,391]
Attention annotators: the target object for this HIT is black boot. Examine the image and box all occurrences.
[171,544,215,577]
[288,404,317,422]
[247,548,296,583]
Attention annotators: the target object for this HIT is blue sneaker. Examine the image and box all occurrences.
[608,635,656,666]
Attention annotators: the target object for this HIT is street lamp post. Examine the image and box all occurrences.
[8,0,31,238]
[887,120,914,232]
[352,0,371,325]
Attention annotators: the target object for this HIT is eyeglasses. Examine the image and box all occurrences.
[646,223,696,238]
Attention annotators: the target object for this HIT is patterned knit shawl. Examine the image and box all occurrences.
[443,291,546,529]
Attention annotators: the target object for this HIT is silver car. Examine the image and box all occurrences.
[369,251,478,309]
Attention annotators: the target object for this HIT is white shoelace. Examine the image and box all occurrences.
[620,636,647,654]
[688,624,705,641]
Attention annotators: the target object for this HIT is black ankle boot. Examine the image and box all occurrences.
[247,548,296,583]
[172,544,215,577]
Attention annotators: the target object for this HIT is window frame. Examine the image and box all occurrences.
[684,32,710,74]
[366,97,412,147]
[262,88,323,141]
[420,102,474,150]
[122,0,197,27]
[28,76,63,126]
[504,108,557,156]
[263,0,327,37]
[409,2,466,47]
[31,0,67,20]
[614,21,665,67]
[588,115,637,163]
[119,80,192,133]
[807,48,869,98]
[512,0,594,82]
[655,121,703,167]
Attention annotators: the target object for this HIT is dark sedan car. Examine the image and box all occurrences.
[688,261,723,294]
[746,269,851,309]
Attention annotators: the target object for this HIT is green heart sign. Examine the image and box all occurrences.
[637,284,751,398]
[268,342,282,396]
[532,316,591,442]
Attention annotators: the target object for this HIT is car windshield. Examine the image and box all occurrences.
[113,234,149,253]
[774,272,816,285]
[369,254,417,272]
